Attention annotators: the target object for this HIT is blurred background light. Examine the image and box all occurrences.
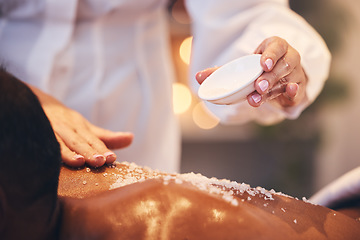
[179,36,193,65]
[173,82,192,114]
[192,102,220,129]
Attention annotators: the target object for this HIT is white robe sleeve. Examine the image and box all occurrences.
[185,0,331,125]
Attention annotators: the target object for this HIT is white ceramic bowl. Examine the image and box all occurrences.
[198,54,263,105]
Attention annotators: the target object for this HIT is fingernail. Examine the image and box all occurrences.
[73,154,84,161]
[104,152,116,162]
[289,83,299,92]
[251,93,262,103]
[196,71,204,80]
[265,59,273,70]
[93,154,105,163]
[258,80,269,92]
[287,83,299,99]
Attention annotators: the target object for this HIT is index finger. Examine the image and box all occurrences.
[195,67,219,84]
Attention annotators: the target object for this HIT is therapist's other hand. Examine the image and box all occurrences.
[196,36,307,109]
[29,85,133,168]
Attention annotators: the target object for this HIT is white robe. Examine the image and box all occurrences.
[0,0,331,172]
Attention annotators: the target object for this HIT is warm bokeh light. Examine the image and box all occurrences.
[192,102,220,129]
[173,82,192,115]
[179,36,193,65]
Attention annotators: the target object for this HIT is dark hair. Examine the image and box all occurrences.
[0,68,61,207]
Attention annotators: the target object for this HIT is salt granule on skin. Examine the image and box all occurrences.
[301,197,315,205]
[175,172,241,207]
[247,189,256,197]
[231,199,239,206]
[175,178,183,184]
[108,162,281,208]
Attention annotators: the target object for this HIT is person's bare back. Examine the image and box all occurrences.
[58,162,360,240]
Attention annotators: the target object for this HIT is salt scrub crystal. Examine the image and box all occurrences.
[108,162,279,207]
[175,178,183,184]
[109,162,163,189]
[175,173,240,206]
[231,199,239,207]
[301,196,316,205]
[271,189,293,199]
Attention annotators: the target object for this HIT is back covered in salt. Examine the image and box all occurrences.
[58,162,360,240]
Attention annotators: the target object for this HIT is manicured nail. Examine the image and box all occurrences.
[104,152,116,162]
[93,154,105,163]
[258,80,269,92]
[265,58,273,70]
[287,83,299,99]
[288,82,299,92]
[73,154,84,161]
[251,93,262,103]
[196,71,206,81]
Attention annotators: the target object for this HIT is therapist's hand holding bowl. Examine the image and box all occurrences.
[196,36,308,109]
